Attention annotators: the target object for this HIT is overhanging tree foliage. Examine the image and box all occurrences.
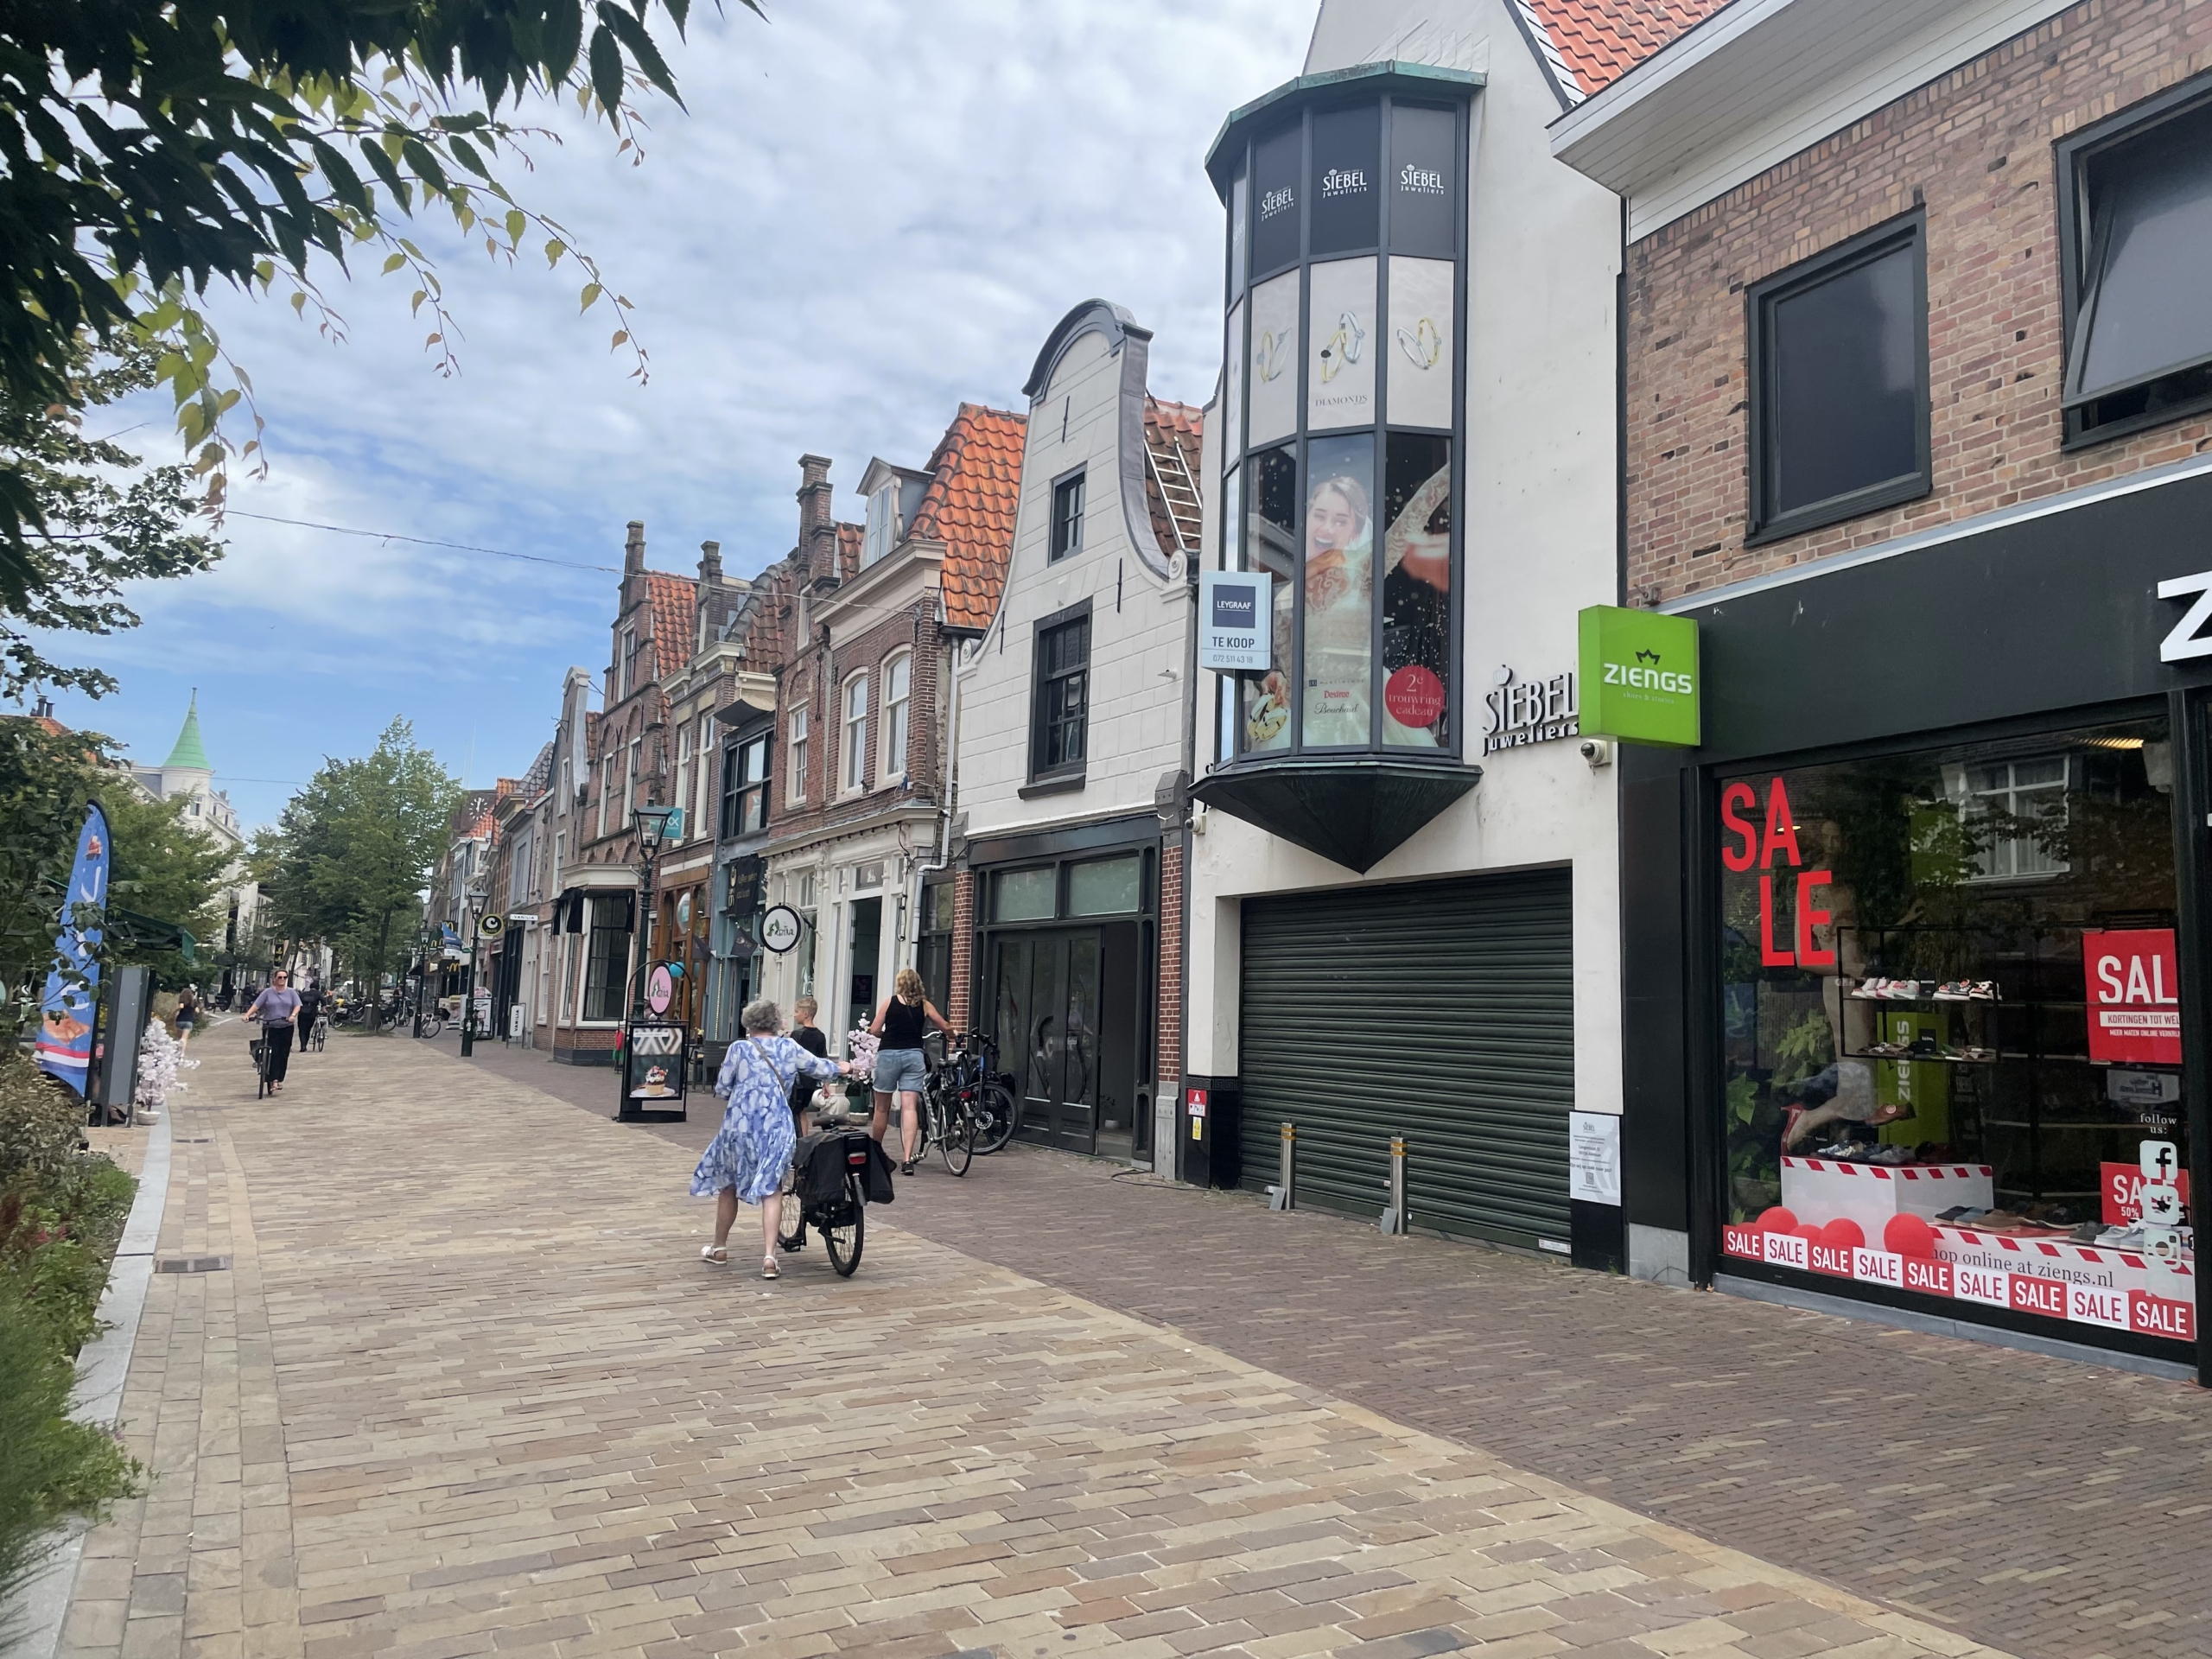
[263,719,458,1016]
[2,0,734,648]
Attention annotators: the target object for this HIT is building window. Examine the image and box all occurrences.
[1049,470,1085,562]
[864,481,899,566]
[582,893,633,1022]
[842,673,869,792]
[508,827,532,907]
[787,704,808,804]
[674,725,693,842]
[1746,214,1930,544]
[918,880,955,1013]
[1955,757,2071,882]
[618,627,636,699]
[694,715,714,833]
[1033,610,1090,779]
[624,738,639,829]
[880,652,911,781]
[2061,78,2212,445]
[722,733,769,836]
[599,753,617,838]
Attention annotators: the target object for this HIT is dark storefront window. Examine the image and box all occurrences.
[1748,217,1929,543]
[1309,105,1379,255]
[582,894,633,1023]
[1717,714,2194,1349]
[2062,78,2212,444]
[1250,122,1302,279]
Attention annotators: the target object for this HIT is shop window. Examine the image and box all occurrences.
[1050,471,1085,563]
[880,653,911,781]
[1228,164,1248,299]
[918,880,955,1014]
[1240,447,1298,754]
[1067,855,1141,917]
[1382,433,1452,747]
[1715,715,2191,1349]
[1249,121,1301,279]
[1389,104,1458,258]
[1032,610,1090,779]
[2061,79,2212,445]
[1300,432,1376,747]
[582,893,633,1023]
[1747,216,1930,544]
[1309,105,1379,256]
[842,673,868,793]
[994,867,1055,923]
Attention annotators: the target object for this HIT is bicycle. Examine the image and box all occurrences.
[413,1005,446,1039]
[307,1011,329,1051]
[777,1130,874,1275]
[248,1031,276,1099]
[960,1033,1020,1156]
[913,1033,1009,1176]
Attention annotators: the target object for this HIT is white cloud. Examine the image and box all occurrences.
[52,0,1310,827]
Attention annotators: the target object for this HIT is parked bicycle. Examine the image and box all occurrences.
[910,1032,1016,1176]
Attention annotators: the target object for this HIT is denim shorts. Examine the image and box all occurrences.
[872,1047,927,1096]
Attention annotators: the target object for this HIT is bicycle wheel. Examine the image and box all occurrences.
[823,1173,865,1276]
[419,1012,445,1039]
[972,1081,1019,1154]
[938,1104,974,1176]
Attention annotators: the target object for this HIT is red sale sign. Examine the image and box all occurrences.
[2084,929,2182,1065]
[2101,1162,2192,1226]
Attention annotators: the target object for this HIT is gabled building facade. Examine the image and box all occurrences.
[1179,0,1720,1261]
[1558,0,2211,1376]
[752,412,1023,1042]
[951,300,1203,1163]
[548,523,696,1064]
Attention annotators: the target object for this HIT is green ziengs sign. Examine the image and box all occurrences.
[1578,606,1701,747]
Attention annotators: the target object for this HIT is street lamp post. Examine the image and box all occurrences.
[629,805,677,1018]
[460,884,489,1056]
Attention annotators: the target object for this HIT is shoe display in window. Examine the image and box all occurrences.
[1851,977,1889,1000]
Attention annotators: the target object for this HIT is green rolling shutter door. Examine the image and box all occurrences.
[1238,870,1574,1249]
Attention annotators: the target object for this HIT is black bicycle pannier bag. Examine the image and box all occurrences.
[861,1134,897,1204]
[794,1132,847,1211]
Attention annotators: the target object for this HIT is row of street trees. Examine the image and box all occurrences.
[255,721,461,1014]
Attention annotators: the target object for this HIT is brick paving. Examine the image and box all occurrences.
[432,1034,2212,1659]
[56,1033,2020,1659]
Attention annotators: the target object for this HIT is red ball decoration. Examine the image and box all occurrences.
[1757,1206,1799,1234]
[1821,1217,1866,1251]
[1884,1212,1938,1258]
[1794,1224,1823,1243]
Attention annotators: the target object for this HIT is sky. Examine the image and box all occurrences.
[45,0,1314,830]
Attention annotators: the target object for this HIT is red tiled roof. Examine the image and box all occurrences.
[908,403,1027,632]
[642,570,697,680]
[1522,0,1733,99]
[1142,397,1205,559]
[837,522,864,584]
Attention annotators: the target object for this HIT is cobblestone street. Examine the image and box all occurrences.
[50,1033,2050,1659]
[433,1035,2212,1659]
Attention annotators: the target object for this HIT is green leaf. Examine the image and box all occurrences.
[543,238,566,266]
[588,24,624,116]
[505,209,526,244]
[544,0,585,79]
[596,3,683,108]
[579,283,601,312]
[382,251,407,274]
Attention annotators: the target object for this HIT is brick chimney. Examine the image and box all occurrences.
[798,454,839,593]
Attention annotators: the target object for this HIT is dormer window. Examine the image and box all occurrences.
[864,482,899,566]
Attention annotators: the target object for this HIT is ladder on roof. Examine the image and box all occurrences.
[1143,409,1204,559]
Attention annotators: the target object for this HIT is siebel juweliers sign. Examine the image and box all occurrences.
[1577,606,1700,747]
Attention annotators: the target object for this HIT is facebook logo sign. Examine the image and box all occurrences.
[1198,569,1270,672]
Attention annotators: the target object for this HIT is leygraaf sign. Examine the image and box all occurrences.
[1482,665,1577,755]
[1578,606,1700,747]
[759,905,803,955]
[1198,569,1272,672]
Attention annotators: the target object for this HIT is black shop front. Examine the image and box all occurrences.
[1623,459,2212,1383]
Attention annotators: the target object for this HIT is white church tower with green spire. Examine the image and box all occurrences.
[131,692,245,850]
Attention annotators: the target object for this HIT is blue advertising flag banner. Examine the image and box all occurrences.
[36,804,111,1095]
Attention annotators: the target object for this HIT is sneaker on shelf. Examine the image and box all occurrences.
[1967,981,2000,1001]
[1882,978,1919,999]
[1852,977,1888,1000]
[1932,981,1968,1001]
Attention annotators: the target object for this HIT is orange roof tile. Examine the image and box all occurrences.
[908,403,1027,632]
[837,522,864,584]
[642,570,697,680]
[1522,0,1733,99]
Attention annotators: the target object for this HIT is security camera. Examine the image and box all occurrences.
[1580,739,1613,769]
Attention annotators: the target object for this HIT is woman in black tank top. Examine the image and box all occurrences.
[868,966,953,1173]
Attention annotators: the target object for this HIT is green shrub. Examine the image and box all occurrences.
[0,1052,86,1189]
[0,1271,142,1613]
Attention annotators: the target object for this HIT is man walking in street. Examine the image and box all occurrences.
[245,970,302,1094]
[294,978,325,1055]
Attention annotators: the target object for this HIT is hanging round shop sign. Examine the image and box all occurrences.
[759,905,803,955]
[645,963,674,1014]
[675,892,693,931]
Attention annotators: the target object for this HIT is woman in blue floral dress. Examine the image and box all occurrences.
[694,997,850,1278]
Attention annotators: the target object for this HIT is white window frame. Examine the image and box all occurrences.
[788,703,809,804]
[674,724,693,842]
[618,626,635,699]
[624,739,639,830]
[842,673,870,794]
[1961,756,2071,882]
[864,481,898,566]
[880,652,911,783]
[694,713,715,833]
[598,753,616,838]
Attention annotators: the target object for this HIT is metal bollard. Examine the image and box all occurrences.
[1268,1122,1296,1210]
[1380,1135,1408,1235]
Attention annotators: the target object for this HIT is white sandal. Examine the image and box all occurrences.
[700,1244,728,1264]
[760,1256,779,1280]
